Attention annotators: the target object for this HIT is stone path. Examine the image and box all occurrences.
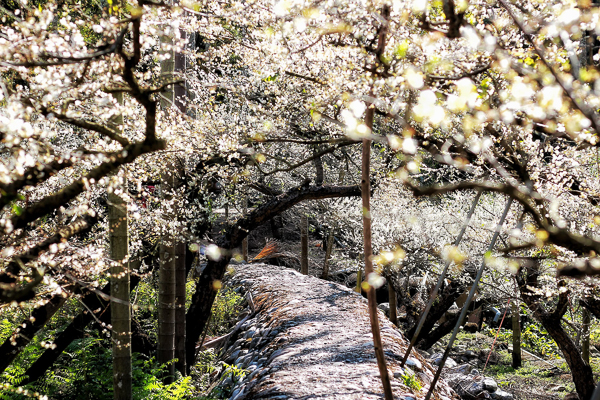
[215,263,458,400]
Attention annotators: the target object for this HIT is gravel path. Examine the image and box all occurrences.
[216,263,458,400]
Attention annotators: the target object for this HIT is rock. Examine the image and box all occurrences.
[393,369,405,378]
[247,368,261,381]
[483,377,498,393]
[378,303,390,317]
[563,394,579,400]
[447,363,472,375]
[405,357,422,371]
[464,350,477,358]
[549,384,567,392]
[230,387,241,399]
[419,349,432,357]
[463,380,485,396]
[244,326,258,339]
[490,389,513,400]
[246,363,257,372]
[478,349,499,364]
[445,358,458,368]
[430,352,444,365]
[221,376,233,389]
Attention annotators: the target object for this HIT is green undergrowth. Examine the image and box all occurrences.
[0,285,245,400]
[451,328,585,399]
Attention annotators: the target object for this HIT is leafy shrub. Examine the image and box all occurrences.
[400,371,422,391]
[207,288,244,336]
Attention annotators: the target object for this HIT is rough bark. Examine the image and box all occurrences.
[158,164,177,381]
[321,230,334,280]
[109,183,131,400]
[313,145,324,186]
[517,263,595,400]
[512,300,522,368]
[242,196,248,262]
[417,309,461,350]
[362,8,393,393]
[174,240,187,375]
[581,295,600,320]
[184,184,361,373]
[0,291,70,374]
[407,279,466,343]
[582,308,591,365]
[300,214,308,275]
[388,283,397,326]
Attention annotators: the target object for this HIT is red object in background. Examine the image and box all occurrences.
[139,185,157,209]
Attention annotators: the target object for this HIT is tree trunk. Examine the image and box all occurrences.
[300,214,308,275]
[512,300,522,369]
[517,263,595,400]
[388,283,397,326]
[0,291,70,374]
[242,195,248,262]
[321,230,334,280]
[417,309,461,350]
[313,145,324,186]
[583,308,591,365]
[407,279,466,343]
[158,163,177,381]
[362,108,393,400]
[109,180,132,400]
[184,184,361,373]
[174,240,187,375]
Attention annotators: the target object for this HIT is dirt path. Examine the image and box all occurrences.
[218,263,458,400]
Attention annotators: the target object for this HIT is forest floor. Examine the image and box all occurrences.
[434,330,597,400]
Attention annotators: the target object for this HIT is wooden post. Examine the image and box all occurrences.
[389,283,398,326]
[322,230,335,280]
[512,300,522,369]
[583,308,591,365]
[301,214,308,275]
[242,196,248,262]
